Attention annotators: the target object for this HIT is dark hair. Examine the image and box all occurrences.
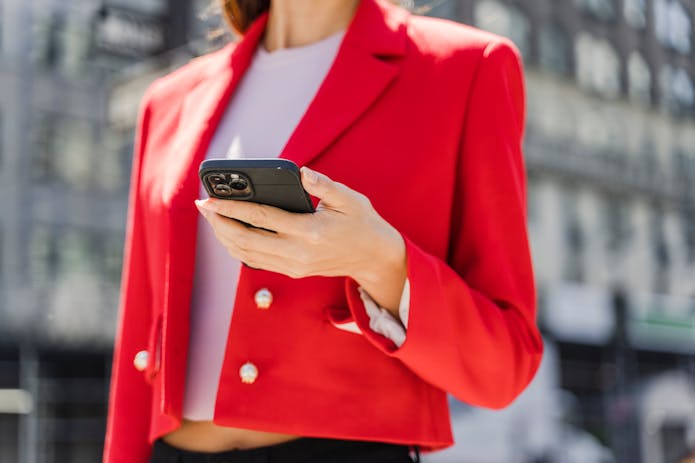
[219,0,271,34]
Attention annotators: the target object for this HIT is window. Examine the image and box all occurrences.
[122,0,167,15]
[624,0,647,28]
[95,6,167,60]
[683,210,695,264]
[575,0,616,20]
[0,110,4,170]
[575,33,621,98]
[527,178,541,225]
[57,229,95,275]
[627,51,652,106]
[103,233,124,285]
[539,24,571,75]
[95,129,129,192]
[29,225,56,285]
[32,113,58,181]
[189,0,230,50]
[61,16,93,76]
[32,13,65,69]
[640,143,660,183]
[602,195,632,254]
[0,4,4,56]
[654,0,692,54]
[31,112,94,189]
[30,225,123,294]
[562,190,586,282]
[413,0,458,20]
[474,1,531,58]
[650,208,670,293]
[672,150,695,190]
[661,422,689,463]
[659,66,695,115]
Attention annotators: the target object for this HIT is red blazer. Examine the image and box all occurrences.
[103,1,543,461]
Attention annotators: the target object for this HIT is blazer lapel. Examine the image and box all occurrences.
[163,16,268,206]
[280,0,408,167]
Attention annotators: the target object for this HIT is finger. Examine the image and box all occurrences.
[203,213,319,277]
[196,198,302,233]
[300,167,355,210]
[202,209,291,258]
[196,202,339,279]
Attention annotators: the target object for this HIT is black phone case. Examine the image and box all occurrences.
[199,159,315,213]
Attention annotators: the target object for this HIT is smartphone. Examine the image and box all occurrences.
[199,159,315,213]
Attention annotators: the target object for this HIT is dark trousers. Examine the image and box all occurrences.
[150,437,417,463]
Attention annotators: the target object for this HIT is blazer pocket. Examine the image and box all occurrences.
[325,306,363,336]
[144,313,163,383]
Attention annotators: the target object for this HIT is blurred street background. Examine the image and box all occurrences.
[0,0,693,462]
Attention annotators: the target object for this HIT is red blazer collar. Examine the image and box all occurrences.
[214,0,409,77]
[165,0,408,206]
[279,0,408,167]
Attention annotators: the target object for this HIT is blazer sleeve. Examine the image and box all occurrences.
[345,39,543,409]
[103,91,155,463]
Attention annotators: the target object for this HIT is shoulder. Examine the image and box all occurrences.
[403,13,522,70]
[141,42,237,110]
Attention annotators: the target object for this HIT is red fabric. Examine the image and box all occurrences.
[103,1,543,462]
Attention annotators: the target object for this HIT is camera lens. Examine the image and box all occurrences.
[213,184,233,197]
[208,174,226,185]
[229,175,248,191]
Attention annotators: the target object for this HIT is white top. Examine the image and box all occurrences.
[183,31,345,420]
[183,30,408,421]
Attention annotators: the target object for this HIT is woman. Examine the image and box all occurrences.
[103,0,543,462]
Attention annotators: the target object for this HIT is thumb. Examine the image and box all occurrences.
[301,167,351,210]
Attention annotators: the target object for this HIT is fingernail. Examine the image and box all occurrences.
[194,200,209,216]
[196,199,213,209]
[302,167,318,184]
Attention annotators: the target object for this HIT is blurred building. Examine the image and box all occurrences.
[0,0,197,461]
[421,1,695,463]
[1,0,694,462]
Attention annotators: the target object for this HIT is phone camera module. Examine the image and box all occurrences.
[205,171,252,199]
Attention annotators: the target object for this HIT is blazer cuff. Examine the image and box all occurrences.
[356,279,410,347]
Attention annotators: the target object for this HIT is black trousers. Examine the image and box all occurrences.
[150,438,417,463]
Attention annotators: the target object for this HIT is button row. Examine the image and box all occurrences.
[245,288,269,383]
[133,288,271,383]
[134,351,259,384]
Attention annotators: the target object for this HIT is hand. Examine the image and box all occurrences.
[195,167,407,316]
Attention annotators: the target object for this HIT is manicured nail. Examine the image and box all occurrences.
[194,200,209,216]
[196,199,213,209]
[302,167,318,184]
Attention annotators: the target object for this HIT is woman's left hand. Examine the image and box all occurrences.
[195,167,407,317]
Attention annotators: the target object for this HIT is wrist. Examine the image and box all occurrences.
[351,223,407,316]
[354,222,405,282]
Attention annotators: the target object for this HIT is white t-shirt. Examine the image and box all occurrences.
[183,31,346,420]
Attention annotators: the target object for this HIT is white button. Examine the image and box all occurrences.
[254,288,273,310]
[239,362,259,384]
[133,350,149,372]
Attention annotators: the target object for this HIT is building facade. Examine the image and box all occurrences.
[0,1,197,461]
[1,0,694,462]
[424,1,695,462]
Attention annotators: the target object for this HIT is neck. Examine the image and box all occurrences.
[264,0,360,51]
